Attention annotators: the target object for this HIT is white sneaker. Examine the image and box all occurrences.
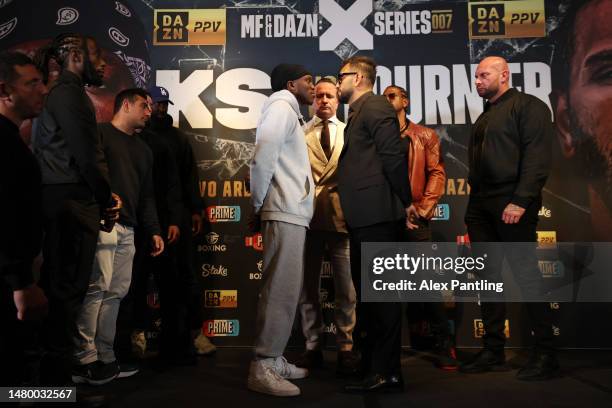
[264,356,309,379]
[194,333,217,355]
[247,360,300,397]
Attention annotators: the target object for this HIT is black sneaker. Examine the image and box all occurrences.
[459,349,509,373]
[102,360,140,378]
[432,340,459,371]
[294,350,324,369]
[72,361,117,386]
[337,350,361,376]
[516,353,560,381]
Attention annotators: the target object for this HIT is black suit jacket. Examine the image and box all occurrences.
[337,92,412,228]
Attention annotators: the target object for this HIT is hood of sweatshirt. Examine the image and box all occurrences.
[260,89,304,123]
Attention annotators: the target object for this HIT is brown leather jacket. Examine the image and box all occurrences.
[402,122,446,220]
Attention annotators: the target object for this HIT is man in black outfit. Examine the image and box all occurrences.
[147,86,210,361]
[31,33,120,385]
[72,88,164,385]
[124,93,184,362]
[336,56,418,393]
[460,56,558,380]
[0,51,49,386]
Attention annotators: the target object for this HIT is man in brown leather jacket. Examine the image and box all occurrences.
[383,85,457,370]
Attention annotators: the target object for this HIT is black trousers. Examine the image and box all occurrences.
[121,210,199,359]
[38,184,101,384]
[465,194,554,353]
[403,218,451,343]
[349,220,403,376]
[0,280,24,385]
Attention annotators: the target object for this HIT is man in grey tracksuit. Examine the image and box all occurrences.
[247,64,315,397]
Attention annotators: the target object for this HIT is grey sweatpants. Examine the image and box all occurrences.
[254,220,306,359]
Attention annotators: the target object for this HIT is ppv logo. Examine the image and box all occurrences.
[432,204,450,221]
[474,319,510,339]
[536,231,557,249]
[245,233,263,251]
[204,290,238,308]
[154,9,226,45]
[203,319,239,337]
[207,206,241,223]
[468,0,545,39]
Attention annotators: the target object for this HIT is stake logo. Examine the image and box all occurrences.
[154,9,226,45]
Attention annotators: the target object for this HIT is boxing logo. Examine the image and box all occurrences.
[0,17,16,40]
[108,27,130,47]
[115,1,132,18]
[56,7,79,26]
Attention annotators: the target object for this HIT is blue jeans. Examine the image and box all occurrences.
[74,223,135,364]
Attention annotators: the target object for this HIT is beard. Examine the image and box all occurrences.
[570,110,612,214]
[338,90,350,104]
[82,56,103,87]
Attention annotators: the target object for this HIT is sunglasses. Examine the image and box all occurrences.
[384,92,406,100]
[337,71,358,84]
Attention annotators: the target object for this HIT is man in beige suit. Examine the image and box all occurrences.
[296,78,358,376]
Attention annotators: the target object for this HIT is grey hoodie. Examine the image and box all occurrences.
[250,90,314,227]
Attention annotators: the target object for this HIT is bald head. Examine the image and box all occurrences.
[475,56,510,102]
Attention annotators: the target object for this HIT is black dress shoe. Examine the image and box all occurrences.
[516,353,560,381]
[344,373,404,393]
[294,350,324,369]
[432,339,459,371]
[337,351,360,376]
[459,349,509,373]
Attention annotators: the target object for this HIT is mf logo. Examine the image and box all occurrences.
[319,0,373,51]
[154,9,226,45]
[468,0,545,39]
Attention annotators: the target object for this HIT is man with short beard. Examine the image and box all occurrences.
[31,33,121,385]
[460,56,558,381]
[72,88,164,385]
[0,51,49,386]
[552,0,612,241]
[247,64,315,397]
[336,56,417,393]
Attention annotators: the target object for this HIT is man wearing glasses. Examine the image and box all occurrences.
[382,85,455,370]
[336,56,418,393]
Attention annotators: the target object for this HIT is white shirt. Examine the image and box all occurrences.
[308,115,341,150]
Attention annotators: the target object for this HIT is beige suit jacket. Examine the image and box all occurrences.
[305,116,347,233]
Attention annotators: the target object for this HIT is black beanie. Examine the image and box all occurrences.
[270,63,311,92]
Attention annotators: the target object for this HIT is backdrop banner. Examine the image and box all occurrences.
[2,0,610,349]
